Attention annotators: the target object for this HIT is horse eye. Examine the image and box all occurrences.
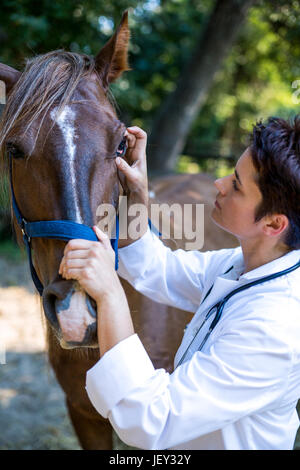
[116,137,127,158]
[6,142,24,159]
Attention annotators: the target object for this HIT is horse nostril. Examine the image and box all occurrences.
[42,282,98,347]
[55,286,98,345]
[42,279,75,331]
[42,292,60,330]
[86,295,97,319]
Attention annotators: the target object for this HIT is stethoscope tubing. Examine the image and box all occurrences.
[176,258,300,368]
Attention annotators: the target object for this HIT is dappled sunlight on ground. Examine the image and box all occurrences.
[0,268,82,449]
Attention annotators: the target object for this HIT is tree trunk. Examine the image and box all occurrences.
[148,0,256,175]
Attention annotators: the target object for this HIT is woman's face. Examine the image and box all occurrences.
[211,147,264,241]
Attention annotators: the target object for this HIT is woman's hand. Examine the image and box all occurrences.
[59,225,134,356]
[116,126,149,247]
[58,225,122,304]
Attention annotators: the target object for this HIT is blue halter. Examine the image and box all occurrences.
[8,150,120,296]
[8,135,161,297]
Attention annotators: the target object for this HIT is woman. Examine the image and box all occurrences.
[59,117,300,450]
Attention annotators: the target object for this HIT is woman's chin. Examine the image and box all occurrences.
[210,208,229,232]
[210,206,222,225]
[210,211,240,241]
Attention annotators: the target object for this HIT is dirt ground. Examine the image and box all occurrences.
[0,253,299,450]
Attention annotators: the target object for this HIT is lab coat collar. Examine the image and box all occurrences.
[235,247,300,281]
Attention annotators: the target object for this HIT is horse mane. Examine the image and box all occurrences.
[0,49,119,252]
[0,49,117,168]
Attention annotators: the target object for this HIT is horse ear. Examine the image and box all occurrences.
[0,63,21,95]
[95,10,131,89]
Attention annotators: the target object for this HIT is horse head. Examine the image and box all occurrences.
[0,12,130,349]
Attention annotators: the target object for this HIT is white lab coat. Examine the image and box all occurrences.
[85,227,300,450]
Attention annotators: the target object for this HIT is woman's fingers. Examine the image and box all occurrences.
[93,226,115,265]
[61,267,83,281]
[115,157,136,182]
[116,125,147,188]
[93,225,111,249]
[59,257,85,275]
[62,249,89,259]
[124,130,136,150]
[59,227,111,276]
[63,239,91,256]
[126,126,147,153]
[60,258,85,271]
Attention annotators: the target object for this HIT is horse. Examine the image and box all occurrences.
[0,12,237,449]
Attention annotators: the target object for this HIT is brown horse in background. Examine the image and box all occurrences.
[0,12,237,449]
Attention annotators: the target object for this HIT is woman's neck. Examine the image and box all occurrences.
[240,238,292,274]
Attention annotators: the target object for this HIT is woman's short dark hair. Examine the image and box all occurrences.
[250,116,300,250]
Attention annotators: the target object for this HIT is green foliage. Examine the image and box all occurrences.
[0,0,138,63]
[185,0,300,163]
[176,155,235,182]
[0,0,213,129]
[111,0,213,129]
[0,239,24,262]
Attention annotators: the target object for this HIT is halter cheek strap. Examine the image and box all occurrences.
[8,151,120,296]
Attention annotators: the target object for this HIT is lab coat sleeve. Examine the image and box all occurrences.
[85,319,292,450]
[117,226,230,313]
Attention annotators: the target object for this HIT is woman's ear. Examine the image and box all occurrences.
[95,10,131,90]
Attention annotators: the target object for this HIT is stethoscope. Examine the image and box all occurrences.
[176,258,300,368]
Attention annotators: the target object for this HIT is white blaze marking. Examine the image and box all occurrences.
[50,106,82,223]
